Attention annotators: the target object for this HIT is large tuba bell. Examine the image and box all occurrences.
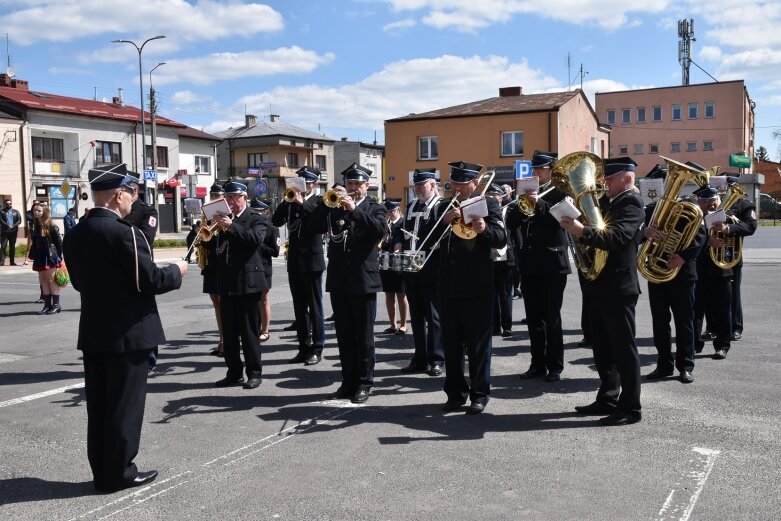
[549,152,608,281]
[708,182,745,270]
[636,156,707,283]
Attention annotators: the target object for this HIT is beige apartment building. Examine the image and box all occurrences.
[384,87,609,200]
[595,80,755,175]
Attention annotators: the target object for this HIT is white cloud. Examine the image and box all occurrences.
[170,90,211,105]
[382,18,417,32]
[699,46,722,62]
[2,0,283,46]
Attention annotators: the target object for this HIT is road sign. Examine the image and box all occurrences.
[260,162,277,168]
[729,154,751,168]
[254,178,268,197]
[247,168,260,176]
[515,160,532,179]
[143,169,157,181]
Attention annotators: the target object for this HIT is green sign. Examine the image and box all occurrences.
[729,154,751,168]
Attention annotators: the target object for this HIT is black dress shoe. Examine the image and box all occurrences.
[283,321,298,331]
[545,372,561,382]
[731,331,742,341]
[575,401,617,415]
[679,371,694,384]
[351,388,370,403]
[501,329,513,338]
[466,399,487,415]
[713,350,727,360]
[426,364,443,376]
[215,376,244,387]
[645,366,674,380]
[96,470,158,493]
[288,352,308,364]
[442,398,467,412]
[243,377,262,389]
[519,318,528,325]
[519,365,546,379]
[577,338,592,347]
[400,362,427,374]
[699,331,715,341]
[599,411,641,426]
[304,354,321,366]
[327,387,352,400]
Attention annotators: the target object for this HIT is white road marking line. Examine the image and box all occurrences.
[656,446,721,521]
[0,382,85,408]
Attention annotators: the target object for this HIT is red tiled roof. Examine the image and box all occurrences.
[178,125,221,141]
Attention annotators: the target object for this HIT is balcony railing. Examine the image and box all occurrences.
[32,160,81,177]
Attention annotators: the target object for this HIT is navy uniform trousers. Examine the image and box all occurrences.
[648,279,696,372]
[290,271,325,356]
[441,296,493,403]
[330,292,377,391]
[404,271,445,368]
[522,273,567,373]
[695,277,732,352]
[221,293,264,380]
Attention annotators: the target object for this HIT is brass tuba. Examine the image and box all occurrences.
[549,152,608,281]
[636,156,707,283]
[708,182,745,269]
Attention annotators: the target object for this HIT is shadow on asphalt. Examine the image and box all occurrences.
[0,477,95,505]
[0,370,82,386]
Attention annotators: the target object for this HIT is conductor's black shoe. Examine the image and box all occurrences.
[520,318,528,325]
[575,401,617,415]
[442,398,467,412]
[243,377,262,389]
[351,388,370,404]
[713,350,727,360]
[577,338,592,347]
[466,399,487,415]
[327,387,352,400]
[545,371,561,382]
[501,329,513,338]
[645,366,674,380]
[96,470,159,493]
[731,331,742,341]
[304,354,321,366]
[283,321,297,331]
[400,362,427,374]
[699,331,714,341]
[599,411,641,426]
[215,376,244,387]
[426,364,443,376]
[519,365,546,379]
[288,352,308,364]
[679,371,694,384]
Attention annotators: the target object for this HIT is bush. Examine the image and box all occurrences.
[153,239,187,248]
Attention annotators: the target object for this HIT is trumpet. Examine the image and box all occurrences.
[284,187,299,203]
[517,184,557,216]
[323,189,359,208]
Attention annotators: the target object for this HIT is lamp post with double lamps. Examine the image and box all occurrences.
[111,35,166,204]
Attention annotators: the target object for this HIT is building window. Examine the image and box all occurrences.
[145,145,168,168]
[287,152,299,168]
[649,144,659,154]
[32,136,64,162]
[95,141,121,164]
[501,131,524,156]
[247,153,267,168]
[634,144,644,154]
[703,140,714,151]
[705,101,715,118]
[637,107,646,123]
[688,103,698,119]
[621,108,631,124]
[672,104,681,121]
[315,154,327,171]
[671,142,681,153]
[195,155,210,174]
[419,136,438,160]
[607,110,616,125]
[653,106,662,122]
[618,145,628,155]
[687,141,697,152]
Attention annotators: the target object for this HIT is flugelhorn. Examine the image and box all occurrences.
[323,189,359,208]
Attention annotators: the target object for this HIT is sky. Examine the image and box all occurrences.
[2,0,781,160]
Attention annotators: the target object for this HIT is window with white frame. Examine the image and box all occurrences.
[634,144,644,154]
[418,136,438,160]
[621,108,631,124]
[195,155,210,174]
[653,106,662,122]
[637,107,646,123]
[705,101,715,118]
[687,141,697,152]
[95,141,121,164]
[247,153,267,167]
[607,109,616,125]
[619,145,629,155]
[501,131,524,156]
[671,142,681,153]
[688,103,698,119]
[649,144,659,154]
[315,154,327,170]
[703,140,714,151]
[672,104,681,121]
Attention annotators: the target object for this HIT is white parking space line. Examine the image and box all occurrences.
[656,447,721,521]
[0,382,85,408]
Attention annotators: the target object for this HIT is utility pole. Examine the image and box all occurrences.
[149,85,159,214]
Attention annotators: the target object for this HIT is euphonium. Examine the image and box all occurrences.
[549,152,608,281]
[323,189,359,208]
[636,156,705,283]
[708,182,745,270]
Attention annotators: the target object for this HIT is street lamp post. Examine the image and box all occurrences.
[111,35,166,204]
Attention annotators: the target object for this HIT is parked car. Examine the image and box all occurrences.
[759,193,780,219]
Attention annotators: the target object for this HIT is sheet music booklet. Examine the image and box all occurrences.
[549,197,582,222]
[704,209,726,229]
[460,195,488,224]
[285,177,307,192]
[202,198,231,220]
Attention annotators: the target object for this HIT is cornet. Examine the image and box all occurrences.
[323,189,359,208]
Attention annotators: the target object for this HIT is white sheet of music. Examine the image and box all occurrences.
[285,177,307,192]
[704,209,726,229]
[202,198,231,220]
[549,197,582,222]
[460,195,488,224]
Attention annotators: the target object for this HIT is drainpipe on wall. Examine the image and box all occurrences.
[19,120,29,237]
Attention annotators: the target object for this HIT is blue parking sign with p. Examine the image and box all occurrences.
[515,160,532,179]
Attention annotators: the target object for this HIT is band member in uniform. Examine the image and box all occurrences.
[439,161,507,414]
[488,184,515,338]
[311,163,386,403]
[561,157,644,426]
[641,167,706,384]
[722,176,757,340]
[380,198,408,335]
[272,166,327,365]
[251,198,279,343]
[394,168,446,377]
[199,183,226,356]
[693,185,732,360]
[63,163,186,492]
[214,181,268,389]
[124,178,158,250]
[507,151,571,382]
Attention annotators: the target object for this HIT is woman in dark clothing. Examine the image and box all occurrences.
[26,205,64,314]
[252,200,279,342]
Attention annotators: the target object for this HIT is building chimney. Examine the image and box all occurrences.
[269,114,279,123]
[118,87,123,103]
[341,137,348,141]
[499,86,522,97]
[112,96,123,107]
[245,114,257,127]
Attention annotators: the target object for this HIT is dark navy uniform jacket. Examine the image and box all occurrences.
[216,208,268,296]
[125,199,158,249]
[272,195,326,273]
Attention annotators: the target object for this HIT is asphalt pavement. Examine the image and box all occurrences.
[0,227,779,520]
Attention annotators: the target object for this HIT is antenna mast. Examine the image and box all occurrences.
[678,19,695,86]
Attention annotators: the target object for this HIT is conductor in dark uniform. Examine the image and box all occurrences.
[124,176,158,250]
[394,168,446,376]
[63,163,187,492]
[311,163,386,403]
[641,167,706,384]
[561,157,644,426]
[272,166,327,365]
[506,151,571,382]
[439,161,507,415]
[214,181,268,389]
